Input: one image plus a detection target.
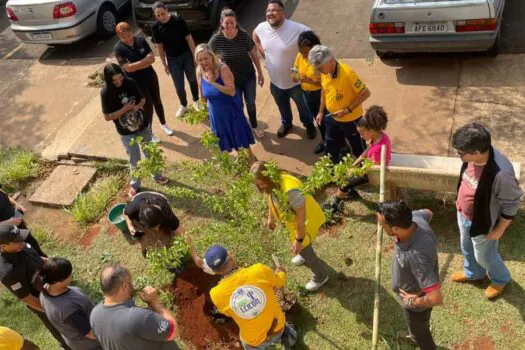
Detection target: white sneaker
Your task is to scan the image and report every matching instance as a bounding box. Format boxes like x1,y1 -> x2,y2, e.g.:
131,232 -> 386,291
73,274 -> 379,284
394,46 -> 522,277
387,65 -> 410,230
291,255 -> 305,266
253,127 -> 265,139
161,124 -> 174,136
175,106 -> 188,118
192,101 -> 201,111
151,135 -> 161,143
305,276 -> 329,292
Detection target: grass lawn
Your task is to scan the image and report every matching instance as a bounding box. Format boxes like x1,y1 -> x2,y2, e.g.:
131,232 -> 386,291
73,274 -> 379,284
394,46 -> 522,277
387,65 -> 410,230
1,159 -> 524,350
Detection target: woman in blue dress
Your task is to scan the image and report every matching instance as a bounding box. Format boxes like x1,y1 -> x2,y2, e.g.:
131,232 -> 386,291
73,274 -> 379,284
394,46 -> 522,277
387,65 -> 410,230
195,44 -> 256,162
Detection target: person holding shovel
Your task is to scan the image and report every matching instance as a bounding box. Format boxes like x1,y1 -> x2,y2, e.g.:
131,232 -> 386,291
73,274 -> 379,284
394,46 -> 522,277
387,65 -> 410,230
205,245 -> 297,349
250,161 -> 329,292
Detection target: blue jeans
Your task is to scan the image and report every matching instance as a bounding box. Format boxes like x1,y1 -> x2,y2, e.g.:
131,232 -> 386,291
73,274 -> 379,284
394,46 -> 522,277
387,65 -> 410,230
242,323 -> 296,350
270,83 -> 314,128
120,129 -> 163,190
167,51 -> 199,107
457,212 -> 511,285
238,75 -> 257,128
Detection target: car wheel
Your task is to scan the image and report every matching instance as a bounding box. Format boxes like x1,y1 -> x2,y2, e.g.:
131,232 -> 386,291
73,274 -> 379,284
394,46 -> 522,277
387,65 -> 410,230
486,32 -> 500,57
376,50 -> 393,59
96,4 -> 118,38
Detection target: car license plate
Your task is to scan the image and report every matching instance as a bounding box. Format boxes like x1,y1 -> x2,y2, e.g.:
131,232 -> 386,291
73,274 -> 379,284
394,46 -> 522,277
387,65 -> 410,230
412,22 -> 447,33
31,33 -> 52,40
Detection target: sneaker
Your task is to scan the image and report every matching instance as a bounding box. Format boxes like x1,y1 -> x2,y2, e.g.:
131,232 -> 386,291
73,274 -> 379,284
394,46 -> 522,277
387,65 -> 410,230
128,186 -> 138,198
322,197 -> 342,212
291,255 -> 305,266
314,142 -> 325,155
160,124 -> 174,136
176,106 -> 188,118
154,175 -> 169,185
305,276 -> 329,292
485,283 -> 506,299
253,127 -> 265,139
151,135 -> 161,143
306,124 -> 317,139
277,124 -> 293,138
192,101 -> 201,111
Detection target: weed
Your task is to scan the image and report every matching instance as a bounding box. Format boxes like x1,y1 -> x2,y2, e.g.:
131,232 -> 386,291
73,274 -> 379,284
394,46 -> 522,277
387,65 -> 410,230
0,146 -> 40,191
130,137 -> 167,180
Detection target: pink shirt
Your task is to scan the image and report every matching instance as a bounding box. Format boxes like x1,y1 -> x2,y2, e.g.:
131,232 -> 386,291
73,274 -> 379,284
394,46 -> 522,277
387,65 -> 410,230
456,162 -> 484,220
367,133 -> 392,165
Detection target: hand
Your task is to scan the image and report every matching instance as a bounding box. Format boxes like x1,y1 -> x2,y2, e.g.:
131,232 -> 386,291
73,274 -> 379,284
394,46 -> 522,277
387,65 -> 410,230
132,104 -> 142,112
399,289 -> 419,307
4,217 -> 22,226
275,266 -> 286,274
164,64 -> 170,75
315,113 -> 324,126
124,101 -> 135,112
332,109 -> 349,119
16,205 -> 27,214
129,226 -> 137,236
486,229 -> 504,241
267,217 -> 275,230
140,286 -> 159,304
258,74 -> 264,87
292,240 -> 303,254
291,75 -> 300,83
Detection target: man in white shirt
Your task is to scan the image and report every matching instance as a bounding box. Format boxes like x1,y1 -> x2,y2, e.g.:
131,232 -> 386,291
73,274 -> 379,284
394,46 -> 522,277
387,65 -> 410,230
253,0 -> 316,139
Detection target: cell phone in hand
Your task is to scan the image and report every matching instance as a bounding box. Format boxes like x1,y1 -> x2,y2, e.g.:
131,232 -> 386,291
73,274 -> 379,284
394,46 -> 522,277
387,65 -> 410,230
13,210 -> 24,219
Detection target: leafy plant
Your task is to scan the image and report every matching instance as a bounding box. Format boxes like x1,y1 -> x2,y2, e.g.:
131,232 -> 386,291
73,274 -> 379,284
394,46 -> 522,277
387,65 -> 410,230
178,102 -> 209,125
130,136 -> 167,180
0,146 -> 41,191
146,236 -> 190,274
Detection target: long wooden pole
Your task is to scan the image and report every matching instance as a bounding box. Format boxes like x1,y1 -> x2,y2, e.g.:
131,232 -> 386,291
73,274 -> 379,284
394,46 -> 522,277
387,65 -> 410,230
372,144 -> 387,349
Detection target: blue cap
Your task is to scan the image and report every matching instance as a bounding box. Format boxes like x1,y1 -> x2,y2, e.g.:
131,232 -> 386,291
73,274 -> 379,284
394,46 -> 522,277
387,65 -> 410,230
204,245 -> 229,271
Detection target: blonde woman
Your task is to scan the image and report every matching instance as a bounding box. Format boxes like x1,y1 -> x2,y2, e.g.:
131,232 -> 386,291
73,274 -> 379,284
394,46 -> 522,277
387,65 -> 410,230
196,44 -> 256,160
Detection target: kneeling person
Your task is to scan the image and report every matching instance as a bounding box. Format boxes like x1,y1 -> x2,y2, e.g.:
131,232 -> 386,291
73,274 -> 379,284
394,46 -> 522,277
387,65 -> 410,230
206,245 -> 296,350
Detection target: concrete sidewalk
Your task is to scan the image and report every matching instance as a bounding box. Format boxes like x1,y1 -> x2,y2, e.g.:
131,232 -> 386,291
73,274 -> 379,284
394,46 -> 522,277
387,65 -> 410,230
45,54 -> 525,177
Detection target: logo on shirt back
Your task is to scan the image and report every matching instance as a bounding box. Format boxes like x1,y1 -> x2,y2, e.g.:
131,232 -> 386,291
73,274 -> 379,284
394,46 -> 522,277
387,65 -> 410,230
230,286 -> 267,319
157,320 -> 169,334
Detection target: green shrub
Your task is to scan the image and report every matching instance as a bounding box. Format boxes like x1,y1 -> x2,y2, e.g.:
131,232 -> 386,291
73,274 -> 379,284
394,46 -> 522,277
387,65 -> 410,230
0,146 -> 40,191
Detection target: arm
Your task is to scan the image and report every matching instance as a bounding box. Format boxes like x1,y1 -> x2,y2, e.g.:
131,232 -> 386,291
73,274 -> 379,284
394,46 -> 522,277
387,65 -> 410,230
210,65 -> 236,96
157,43 -> 170,75
174,226 -> 203,268
134,97 -> 146,111
124,214 -> 137,235
267,196 -> 275,230
104,103 -> 134,121
409,288 -> 443,308
185,35 -> 196,58
197,67 -> 206,104
347,88 -> 371,112
315,89 -> 326,126
293,205 -> 306,241
249,46 -> 264,86
122,53 -> 155,73
21,295 -> 44,312
252,31 -> 265,59
142,288 -> 178,341
8,195 -> 26,213
487,173 -> 523,240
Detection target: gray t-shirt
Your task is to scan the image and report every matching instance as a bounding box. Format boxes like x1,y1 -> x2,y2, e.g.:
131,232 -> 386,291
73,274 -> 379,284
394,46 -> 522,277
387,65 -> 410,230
271,189 -> 305,211
391,210 -> 439,312
90,299 -> 179,350
40,286 -> 101,350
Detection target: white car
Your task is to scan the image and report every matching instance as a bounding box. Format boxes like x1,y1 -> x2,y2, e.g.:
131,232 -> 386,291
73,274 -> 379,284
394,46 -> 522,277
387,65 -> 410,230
5,0 -> 130,45
369,0 -> 505,57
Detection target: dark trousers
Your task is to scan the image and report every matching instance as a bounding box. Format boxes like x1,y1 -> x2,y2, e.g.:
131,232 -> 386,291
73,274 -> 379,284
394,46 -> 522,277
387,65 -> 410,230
303,89 -> 325,141
167,51 -> 199,107
19,221 -> 47,258
138,71 -> 166,126
340,174 -> 369,193
403,307 -> 436,350
237,75 -> 258,128
270,83 -> 314,128
324,115 -> 366,164
29,307 -> 71,350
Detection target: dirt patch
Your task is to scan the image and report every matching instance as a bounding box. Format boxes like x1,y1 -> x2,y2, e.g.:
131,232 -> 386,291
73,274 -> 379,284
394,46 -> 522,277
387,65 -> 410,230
454,336 -> 495,350
80,225 -> 101,247
171,266 -> 242,349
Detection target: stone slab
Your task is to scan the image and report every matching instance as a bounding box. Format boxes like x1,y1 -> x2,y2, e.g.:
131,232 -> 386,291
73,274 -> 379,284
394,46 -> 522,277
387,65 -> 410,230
29,165 -> 97,206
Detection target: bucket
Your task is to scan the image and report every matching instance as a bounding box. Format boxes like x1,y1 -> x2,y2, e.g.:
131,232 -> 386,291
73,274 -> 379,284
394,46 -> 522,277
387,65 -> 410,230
108,203 -> 129,234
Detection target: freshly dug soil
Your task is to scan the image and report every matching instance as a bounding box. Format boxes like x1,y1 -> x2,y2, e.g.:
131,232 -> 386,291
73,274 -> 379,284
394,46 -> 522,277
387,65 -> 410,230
171,266 -> 242,349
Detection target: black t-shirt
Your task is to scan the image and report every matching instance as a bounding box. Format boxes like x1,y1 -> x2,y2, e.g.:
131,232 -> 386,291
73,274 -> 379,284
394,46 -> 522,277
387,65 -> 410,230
0,190 -> 16,221
124,192 -> 180,231
114,36 -> 155,84
151,15 -> 190,58
0,244 -> 44,299
100,78 -> 148,136
208,29 -> 256,87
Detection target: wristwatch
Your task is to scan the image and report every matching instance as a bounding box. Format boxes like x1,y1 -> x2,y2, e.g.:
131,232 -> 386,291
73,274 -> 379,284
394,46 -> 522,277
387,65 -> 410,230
407,297 -> 415,308
295,237 -> 304,243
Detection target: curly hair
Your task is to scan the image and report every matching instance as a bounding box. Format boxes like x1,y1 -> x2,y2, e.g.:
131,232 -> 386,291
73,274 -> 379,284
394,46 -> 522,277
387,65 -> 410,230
357,105 -> 388,131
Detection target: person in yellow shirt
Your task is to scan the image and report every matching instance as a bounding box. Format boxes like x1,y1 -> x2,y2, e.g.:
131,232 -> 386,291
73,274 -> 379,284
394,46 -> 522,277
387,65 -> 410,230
250,161 -> 329,292
0,327 -> 39,350
293,31 -> 325,155
308,45 -> 372,164
205,245 -> 297,349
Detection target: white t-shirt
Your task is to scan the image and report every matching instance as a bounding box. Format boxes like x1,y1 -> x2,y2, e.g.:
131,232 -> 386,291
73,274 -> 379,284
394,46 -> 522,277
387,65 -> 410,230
254,19 -> 310,90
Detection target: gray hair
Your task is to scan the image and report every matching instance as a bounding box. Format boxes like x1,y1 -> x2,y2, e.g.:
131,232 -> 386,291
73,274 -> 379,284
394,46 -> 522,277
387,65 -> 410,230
100,263 -> 131,296
308,45 -> 334,66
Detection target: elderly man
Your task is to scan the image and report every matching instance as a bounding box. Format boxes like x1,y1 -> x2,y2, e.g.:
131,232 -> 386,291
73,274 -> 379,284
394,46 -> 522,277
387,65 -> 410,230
90,264 -> 179,350
377,201 -> 443,350
451,123 -> 522,299
309,45 -> 371,164
250,161 -> 328,291
253,0 -> 316,139
206,245 -> 297,349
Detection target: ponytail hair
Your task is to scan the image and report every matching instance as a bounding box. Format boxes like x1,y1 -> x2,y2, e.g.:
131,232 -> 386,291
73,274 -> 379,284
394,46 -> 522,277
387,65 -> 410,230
33,258 -> 72,292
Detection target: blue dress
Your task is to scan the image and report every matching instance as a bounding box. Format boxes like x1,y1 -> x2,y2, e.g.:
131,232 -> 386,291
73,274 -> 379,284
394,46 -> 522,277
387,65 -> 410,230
201,73 -> 255,152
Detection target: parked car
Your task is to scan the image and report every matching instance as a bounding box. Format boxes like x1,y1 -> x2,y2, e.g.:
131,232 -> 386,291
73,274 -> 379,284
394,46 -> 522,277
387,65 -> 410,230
5,0 -> 130,45
132,0 -> 242,35
369,0 -> 505,57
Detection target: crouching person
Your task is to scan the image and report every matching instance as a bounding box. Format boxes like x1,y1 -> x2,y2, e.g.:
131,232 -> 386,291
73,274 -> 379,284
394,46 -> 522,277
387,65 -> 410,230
251,161 -> 329,292
205,245 -> 297,349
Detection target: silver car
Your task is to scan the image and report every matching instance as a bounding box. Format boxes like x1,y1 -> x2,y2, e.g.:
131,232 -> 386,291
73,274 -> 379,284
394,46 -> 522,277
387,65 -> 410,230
369,0 -> 505,57
5,0 -> 130,44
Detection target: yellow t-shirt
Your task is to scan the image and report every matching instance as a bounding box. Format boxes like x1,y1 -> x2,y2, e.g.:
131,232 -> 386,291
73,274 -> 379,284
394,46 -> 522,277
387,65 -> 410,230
321,61 -> 366,122
210,264 -> 286,347
294,53 -> 321,92
0,327 -> 23,350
